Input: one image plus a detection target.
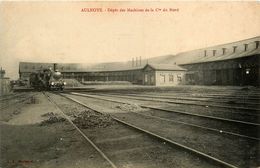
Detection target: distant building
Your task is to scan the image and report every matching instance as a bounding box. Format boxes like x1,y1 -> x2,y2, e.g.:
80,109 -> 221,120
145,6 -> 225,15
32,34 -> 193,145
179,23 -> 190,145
18,36 -> 260,86
19,62 -> 186,86
0,67 -> 5,78
181,39 -> 260,86
0,67 -> 11,96
19,62 -> 55,82
143,64 -> 186,86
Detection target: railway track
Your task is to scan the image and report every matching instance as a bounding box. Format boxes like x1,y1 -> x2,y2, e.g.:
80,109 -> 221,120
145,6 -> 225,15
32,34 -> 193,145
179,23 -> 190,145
104,93 -> 260,117
59,92 -> 259,167
68,92 -> 259,139
43,92 -> 117,168
90,93 -> 260,112
46,92 -> 241,168
0,92 -> 29,102
0,93 -> 36,111
144,94 -> 260,102
70,92 -> 260,126
102,90 -> 260,101
105,93 -> 260,106
0,93 -> 22,102
110,92 -> 260,119
88,93 -> 260,121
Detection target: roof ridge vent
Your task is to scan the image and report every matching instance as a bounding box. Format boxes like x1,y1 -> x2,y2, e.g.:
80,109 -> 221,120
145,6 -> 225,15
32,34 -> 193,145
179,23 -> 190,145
233,46 -> 237,53
255,41 -> 259,49
222,48 -> 226,55
212,50 -> 216,56
204,50 -> 207,57
244,44 -> 248,51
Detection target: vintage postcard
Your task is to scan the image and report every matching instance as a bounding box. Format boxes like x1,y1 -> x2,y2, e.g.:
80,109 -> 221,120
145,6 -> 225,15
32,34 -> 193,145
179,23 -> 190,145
0,1 -> 259,168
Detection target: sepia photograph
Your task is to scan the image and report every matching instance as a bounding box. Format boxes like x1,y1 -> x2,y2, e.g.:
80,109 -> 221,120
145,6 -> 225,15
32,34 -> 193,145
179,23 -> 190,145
0,1 -> 259,168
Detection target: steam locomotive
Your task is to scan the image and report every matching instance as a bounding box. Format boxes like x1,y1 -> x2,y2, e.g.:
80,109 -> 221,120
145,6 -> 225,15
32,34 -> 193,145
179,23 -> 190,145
29,65 -> 66,91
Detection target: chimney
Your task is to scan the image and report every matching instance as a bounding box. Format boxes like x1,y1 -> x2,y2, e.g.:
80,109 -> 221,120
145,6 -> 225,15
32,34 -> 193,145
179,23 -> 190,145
233,46 -> 237,53
222,48 -> 226,55
135,57 -> 138,67
54,63 -> 58,71
213,50 -> 216,56
255,41 -> 259,49
244,44 -> 248,51
132,58 -> 134,67
204,50 -> 207,57
139,56 -> 141,66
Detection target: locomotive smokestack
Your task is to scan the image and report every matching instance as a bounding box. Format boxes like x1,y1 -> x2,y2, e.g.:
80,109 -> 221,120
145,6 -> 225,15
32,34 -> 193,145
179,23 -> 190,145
54,63 -> 58,71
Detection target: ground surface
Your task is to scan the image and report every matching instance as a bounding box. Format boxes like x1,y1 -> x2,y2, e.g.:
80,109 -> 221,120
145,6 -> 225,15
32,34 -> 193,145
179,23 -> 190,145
0,92 -> 109,168
1,85 -> 259,168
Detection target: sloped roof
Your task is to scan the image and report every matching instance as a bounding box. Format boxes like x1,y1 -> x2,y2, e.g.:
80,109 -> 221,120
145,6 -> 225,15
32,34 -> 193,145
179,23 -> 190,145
19,61 -> 145,73
19,61 -> 185,73
19,62 -> 54,73
188,47 -> 260,64
60,65 -> 144,72
180,36 -> 260,65
146,63 -> 186,71
19,36 -> 260,73
145,36 -> 260,65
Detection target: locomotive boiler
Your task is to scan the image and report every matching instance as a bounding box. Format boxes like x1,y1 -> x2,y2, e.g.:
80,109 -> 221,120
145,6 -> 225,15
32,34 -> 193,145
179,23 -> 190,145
29,64 -> 66,91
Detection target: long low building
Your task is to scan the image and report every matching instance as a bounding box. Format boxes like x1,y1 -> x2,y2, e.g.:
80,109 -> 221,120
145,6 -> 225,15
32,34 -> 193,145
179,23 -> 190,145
19,63 -> 186,86
19,36 -> 260,87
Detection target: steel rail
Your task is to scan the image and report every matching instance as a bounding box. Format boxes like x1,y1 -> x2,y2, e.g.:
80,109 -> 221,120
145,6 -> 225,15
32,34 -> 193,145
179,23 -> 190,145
130,111 -> 259,141
0,93 -> 26,101
0,94 -> 37,111
107,93 -> 260,106
94,93 -> 260,112
68,92 -> 260,140
84,93 -> 260,117
70,92 -> 260,127
60,93 -> 238,168
43,92 -> 118,168
160,94 -> 260,101
114,92 -> 260,117
105,92 -> 260,101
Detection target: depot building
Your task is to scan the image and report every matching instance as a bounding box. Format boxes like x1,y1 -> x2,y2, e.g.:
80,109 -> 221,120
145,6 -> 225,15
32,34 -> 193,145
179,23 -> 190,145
19,36 -> 260,87
19,62 -> 186,86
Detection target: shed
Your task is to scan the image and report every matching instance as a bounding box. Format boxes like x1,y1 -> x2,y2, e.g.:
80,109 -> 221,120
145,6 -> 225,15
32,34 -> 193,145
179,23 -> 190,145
143,64 -> 186,86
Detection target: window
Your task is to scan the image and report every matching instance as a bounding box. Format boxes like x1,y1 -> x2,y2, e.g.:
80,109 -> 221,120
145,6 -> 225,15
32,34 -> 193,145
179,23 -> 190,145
177,74 -> 182,82
151,76 -> 154,83
145,74 -> 148,82
160,74 -> 166,83
169,74 -> 174,82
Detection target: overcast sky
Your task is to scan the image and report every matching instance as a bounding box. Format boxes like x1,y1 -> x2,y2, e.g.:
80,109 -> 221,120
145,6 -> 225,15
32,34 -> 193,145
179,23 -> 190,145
0,1 -> 260,79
